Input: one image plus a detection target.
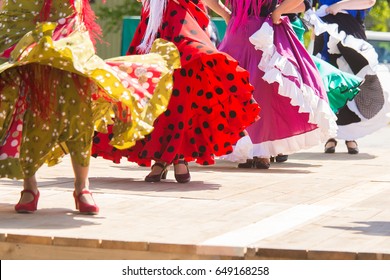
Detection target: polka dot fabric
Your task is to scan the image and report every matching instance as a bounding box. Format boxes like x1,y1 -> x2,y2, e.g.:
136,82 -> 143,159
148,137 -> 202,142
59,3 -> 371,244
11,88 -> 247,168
0,0 -> 178,179
92,0 -> 260,166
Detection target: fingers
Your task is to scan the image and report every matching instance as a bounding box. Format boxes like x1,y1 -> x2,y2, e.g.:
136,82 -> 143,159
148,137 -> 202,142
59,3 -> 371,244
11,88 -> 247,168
271,14 -> 282,25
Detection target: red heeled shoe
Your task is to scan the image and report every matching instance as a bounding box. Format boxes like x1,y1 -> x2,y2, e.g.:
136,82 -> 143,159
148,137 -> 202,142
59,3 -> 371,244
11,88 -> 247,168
15,190 -> 40,213
73,190 -> 99,215
174,160 -> 191,183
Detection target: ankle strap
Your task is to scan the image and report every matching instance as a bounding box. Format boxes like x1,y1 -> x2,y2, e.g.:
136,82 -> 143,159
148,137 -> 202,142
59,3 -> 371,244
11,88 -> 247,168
152,162 -> 168,169
74,189 -> 93,197
21,189 -> 39,196
176,159 -> 188,165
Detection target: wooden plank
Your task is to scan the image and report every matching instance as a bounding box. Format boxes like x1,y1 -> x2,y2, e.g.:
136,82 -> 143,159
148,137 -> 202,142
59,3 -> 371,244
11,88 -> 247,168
6,234 -> 52,246
0,242 -> 235,260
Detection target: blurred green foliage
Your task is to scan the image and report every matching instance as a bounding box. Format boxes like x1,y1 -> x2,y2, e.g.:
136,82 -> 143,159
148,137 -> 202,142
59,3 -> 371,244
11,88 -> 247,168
95,0 -> 390,33
95,0 -> 141,33
365,0 -> 390,32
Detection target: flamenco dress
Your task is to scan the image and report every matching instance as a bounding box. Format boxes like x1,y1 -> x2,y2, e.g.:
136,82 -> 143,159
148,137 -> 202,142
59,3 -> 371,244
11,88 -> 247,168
0,0 -> 177,179
290,16 -> 362,114
304,3 -> 390,140
92,0 -> 260,167
218,0 -> 337,162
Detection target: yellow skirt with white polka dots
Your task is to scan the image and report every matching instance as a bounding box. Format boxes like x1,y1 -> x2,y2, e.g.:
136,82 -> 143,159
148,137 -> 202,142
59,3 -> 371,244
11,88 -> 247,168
0,21 -> 179,179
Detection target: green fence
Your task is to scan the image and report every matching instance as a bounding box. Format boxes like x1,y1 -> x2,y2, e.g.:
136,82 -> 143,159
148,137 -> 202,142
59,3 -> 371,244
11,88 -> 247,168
121,16 -> 227,55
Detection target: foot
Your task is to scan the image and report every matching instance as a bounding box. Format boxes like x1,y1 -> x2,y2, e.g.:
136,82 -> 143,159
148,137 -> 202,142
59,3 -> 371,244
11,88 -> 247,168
75,189 -> 95,206
173,162 -> 188,175
254,157 -> 270,169
238,159 -> 254,168
21,177 -> 38,204
145,162 -> 169,182
345,140 -> 359,154
174,160 -> 190,183
147,161 -> 168,177
17,189 -> 38,205
15,189 -> 40,213
324,138 -> 337,153
73,189 -> 99,215
275,154 -> 288,163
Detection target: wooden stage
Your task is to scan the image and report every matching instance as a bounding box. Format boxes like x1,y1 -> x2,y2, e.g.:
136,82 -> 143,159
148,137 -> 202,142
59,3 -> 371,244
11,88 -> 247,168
1,125 -> 390,260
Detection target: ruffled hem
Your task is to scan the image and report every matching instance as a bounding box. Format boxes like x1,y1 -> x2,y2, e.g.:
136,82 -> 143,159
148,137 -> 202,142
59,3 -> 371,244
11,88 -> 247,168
304,8 -> 390,139
0,22 -> 179,150
219,135 -> 253,163
251,128 -> 333,157
312,56 -> 362,113
249,19 -> 337,149
1,22 -> 179,175
102,39 -> 180,149
0,158 -> 24,180
304,8 -> 378,77
337,71 -> 390,139
118,54 -> 259,166
224,123 -> 341,159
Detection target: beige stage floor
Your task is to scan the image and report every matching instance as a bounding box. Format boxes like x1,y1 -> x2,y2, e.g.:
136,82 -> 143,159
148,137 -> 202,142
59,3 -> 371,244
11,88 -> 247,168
1,125 -> 390,260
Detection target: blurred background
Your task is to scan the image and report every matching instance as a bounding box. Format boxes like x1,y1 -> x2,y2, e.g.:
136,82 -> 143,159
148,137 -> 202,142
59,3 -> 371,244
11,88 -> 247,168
90,0 -> 390,68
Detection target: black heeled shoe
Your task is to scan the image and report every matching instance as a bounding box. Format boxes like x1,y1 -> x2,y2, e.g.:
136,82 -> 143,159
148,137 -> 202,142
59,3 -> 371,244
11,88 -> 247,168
272,154 -> 288,163
174,160 -> 191,183
145,162 -> 169,182
238,159 -> 254,168
324,138 -> 337,153
345,140 -> 359,154
253,157 -> 270,169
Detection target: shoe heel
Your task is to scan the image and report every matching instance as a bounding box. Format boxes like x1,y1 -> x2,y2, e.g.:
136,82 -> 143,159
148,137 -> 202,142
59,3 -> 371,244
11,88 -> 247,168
324,138 -> 337,154
345,140 -> 359,154
161,169 -> 168,180
145,162 -> 169,182
238,159 -> 254,168
275,154 -> 288,162
15,190 -> 40,213
174,160 -> 191,183
254,157 -> 270,169
73,190 -> 99,215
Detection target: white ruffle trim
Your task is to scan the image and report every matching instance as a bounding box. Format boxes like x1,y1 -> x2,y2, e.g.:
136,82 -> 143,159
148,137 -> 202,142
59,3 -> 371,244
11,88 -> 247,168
223,125 -> 339,159
337,70 -> 390,139
251,128 -> 332,157
304,8 -> 390,139
303,8 -> 378,76
247,21 -> 337,156
219,135 -> 253,163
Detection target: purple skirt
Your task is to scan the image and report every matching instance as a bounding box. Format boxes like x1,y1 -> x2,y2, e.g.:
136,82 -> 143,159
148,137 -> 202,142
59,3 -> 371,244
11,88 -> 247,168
219,16 -> 336,159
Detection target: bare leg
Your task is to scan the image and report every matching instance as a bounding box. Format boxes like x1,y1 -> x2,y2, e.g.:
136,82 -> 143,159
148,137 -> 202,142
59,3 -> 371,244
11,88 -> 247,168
345,140 -> 358,149
19,176 -> 39,204
71,156 -> 95,205
173,161 -> 189,175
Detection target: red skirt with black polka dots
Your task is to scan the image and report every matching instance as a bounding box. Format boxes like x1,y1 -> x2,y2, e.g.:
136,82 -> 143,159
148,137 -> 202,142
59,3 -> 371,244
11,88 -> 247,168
92,0 -> 260,166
